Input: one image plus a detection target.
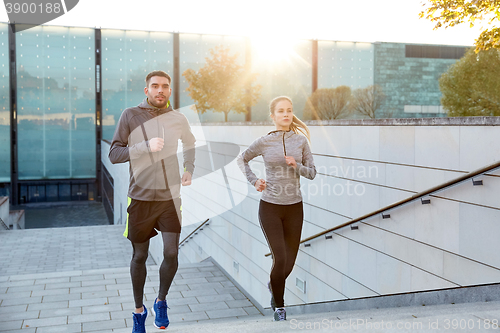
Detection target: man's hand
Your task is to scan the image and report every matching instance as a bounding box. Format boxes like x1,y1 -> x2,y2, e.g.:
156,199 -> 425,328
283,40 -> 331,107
149,138 -> 164,152
181,171 -> 192,186
285,156 -> 297,169
254,179 -> 266,192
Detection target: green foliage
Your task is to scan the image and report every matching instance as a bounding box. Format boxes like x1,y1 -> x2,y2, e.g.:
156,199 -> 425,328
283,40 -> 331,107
304,86 -> 352,120
440,48 -> 500,116
420,0 -> 500,52
182,46 -> 261,122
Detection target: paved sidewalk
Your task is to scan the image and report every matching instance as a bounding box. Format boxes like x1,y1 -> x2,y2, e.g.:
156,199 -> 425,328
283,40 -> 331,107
1,224 -> 499,332
0,225 -> 155,276
20,202 -> 110,229
170,300 -> 500,332
0,226 -> 262,332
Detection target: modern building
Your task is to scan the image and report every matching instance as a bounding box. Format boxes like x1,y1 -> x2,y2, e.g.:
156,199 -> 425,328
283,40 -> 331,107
2,22 -> 499,322
0,22 -> 469,208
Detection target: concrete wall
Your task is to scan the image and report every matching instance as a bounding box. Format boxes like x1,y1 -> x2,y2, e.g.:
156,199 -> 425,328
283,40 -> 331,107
9,210 -> 24,229
101,141 -> 129,227
0,197 -> 9,229
103,117 -> 500,309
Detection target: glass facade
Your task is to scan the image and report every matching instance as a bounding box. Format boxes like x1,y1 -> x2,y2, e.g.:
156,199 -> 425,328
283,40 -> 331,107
16,26 -> 95,180
318,41 -> 374,90
1,22 -> 465,204
251,39 -> 312,121
102,30 -> 174,141
18,181 -> 95,204
0,23 -> 9,183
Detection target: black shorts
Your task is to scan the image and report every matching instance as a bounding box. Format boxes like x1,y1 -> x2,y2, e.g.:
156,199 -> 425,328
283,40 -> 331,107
124,197 -> 182,243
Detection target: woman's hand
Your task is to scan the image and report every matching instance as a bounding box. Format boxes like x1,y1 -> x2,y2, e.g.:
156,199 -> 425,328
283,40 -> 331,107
285,156 -> 297,169
254,179 -> 266,192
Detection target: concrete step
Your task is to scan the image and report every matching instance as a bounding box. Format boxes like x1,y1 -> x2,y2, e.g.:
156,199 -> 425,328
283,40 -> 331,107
172,300 -> 500,333
0,261 -> 262,332
0,225 -> 155,276
52,299 -> 496,333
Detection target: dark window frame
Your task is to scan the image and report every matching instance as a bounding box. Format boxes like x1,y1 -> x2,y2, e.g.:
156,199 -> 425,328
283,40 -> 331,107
405,45 -> 467,59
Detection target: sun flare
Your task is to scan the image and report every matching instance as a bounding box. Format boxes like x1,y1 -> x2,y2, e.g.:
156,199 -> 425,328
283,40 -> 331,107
250,35 -> 297,63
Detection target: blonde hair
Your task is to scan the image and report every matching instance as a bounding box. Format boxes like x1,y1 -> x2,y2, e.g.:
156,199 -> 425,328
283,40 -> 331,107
269,96 -> 311,142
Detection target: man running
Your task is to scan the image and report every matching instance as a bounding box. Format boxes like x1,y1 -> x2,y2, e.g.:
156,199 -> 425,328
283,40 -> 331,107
109,70 -> 195,332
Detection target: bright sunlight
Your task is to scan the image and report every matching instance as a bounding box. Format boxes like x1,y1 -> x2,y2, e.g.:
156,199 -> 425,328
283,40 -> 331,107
250,35 -> 297,63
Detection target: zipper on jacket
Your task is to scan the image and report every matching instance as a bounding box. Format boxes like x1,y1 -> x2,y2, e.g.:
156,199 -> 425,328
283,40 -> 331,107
154,116 -> 159,201
282,132 -> 287,156
156,115 -> 169,200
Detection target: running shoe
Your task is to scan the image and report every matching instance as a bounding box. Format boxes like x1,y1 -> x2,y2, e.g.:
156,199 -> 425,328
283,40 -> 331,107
274,307 -> 286,321
152,298 -> 169,329
132,306 -> 147,333
267,281 -> 276,311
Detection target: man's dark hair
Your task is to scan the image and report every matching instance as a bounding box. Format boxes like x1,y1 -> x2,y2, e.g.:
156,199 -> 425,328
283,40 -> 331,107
145,70 -> 171,87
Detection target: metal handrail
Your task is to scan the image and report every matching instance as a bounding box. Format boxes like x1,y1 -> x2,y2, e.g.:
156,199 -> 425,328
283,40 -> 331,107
265,160 -> 500,257
179,218 -> 210,248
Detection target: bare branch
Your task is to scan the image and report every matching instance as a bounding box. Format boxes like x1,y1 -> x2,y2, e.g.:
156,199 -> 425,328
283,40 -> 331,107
305,87 -> 353,120
351,85 -> 386,119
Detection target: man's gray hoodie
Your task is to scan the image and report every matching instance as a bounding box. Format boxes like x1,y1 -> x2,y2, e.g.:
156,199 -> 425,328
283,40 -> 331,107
108,98 -> 196,201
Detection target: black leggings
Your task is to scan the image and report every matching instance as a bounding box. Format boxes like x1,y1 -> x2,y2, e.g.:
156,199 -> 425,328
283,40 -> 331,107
258,200 -> 303,308
130,232 -> 180,309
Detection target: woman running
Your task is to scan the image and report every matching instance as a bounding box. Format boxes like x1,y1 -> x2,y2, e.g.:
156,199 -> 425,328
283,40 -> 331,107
237,96 -> 316,321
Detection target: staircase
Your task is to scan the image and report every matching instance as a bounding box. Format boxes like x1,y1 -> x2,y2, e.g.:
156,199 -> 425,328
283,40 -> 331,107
171,301 -> 500,332
2,225 -> 499,332
0,225 -> 261,332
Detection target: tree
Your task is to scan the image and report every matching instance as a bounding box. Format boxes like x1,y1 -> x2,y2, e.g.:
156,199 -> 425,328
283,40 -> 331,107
351,85 -> 385,119
440,47 -> 500,116
183,46 -> 261,122
420,0 -> 500,52
304,86 -> 352,120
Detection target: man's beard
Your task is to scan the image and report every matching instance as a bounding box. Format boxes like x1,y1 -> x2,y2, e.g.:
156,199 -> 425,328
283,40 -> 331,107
148,94 -> 168,108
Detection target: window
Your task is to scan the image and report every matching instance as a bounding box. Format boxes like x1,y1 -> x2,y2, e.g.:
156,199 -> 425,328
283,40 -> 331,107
405,45 -> 467,59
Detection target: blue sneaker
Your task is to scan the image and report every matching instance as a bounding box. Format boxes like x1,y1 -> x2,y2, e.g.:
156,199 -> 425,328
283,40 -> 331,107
152,298 -> 169,329
132,306 -> 147,333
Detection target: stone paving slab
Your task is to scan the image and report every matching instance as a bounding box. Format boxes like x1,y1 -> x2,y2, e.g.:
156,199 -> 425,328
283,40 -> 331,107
0,225 -> 155,276
0,261 -> 262,332
21,201 -> 110,229
168,300 -> 500,333
0,225 -> 263,332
